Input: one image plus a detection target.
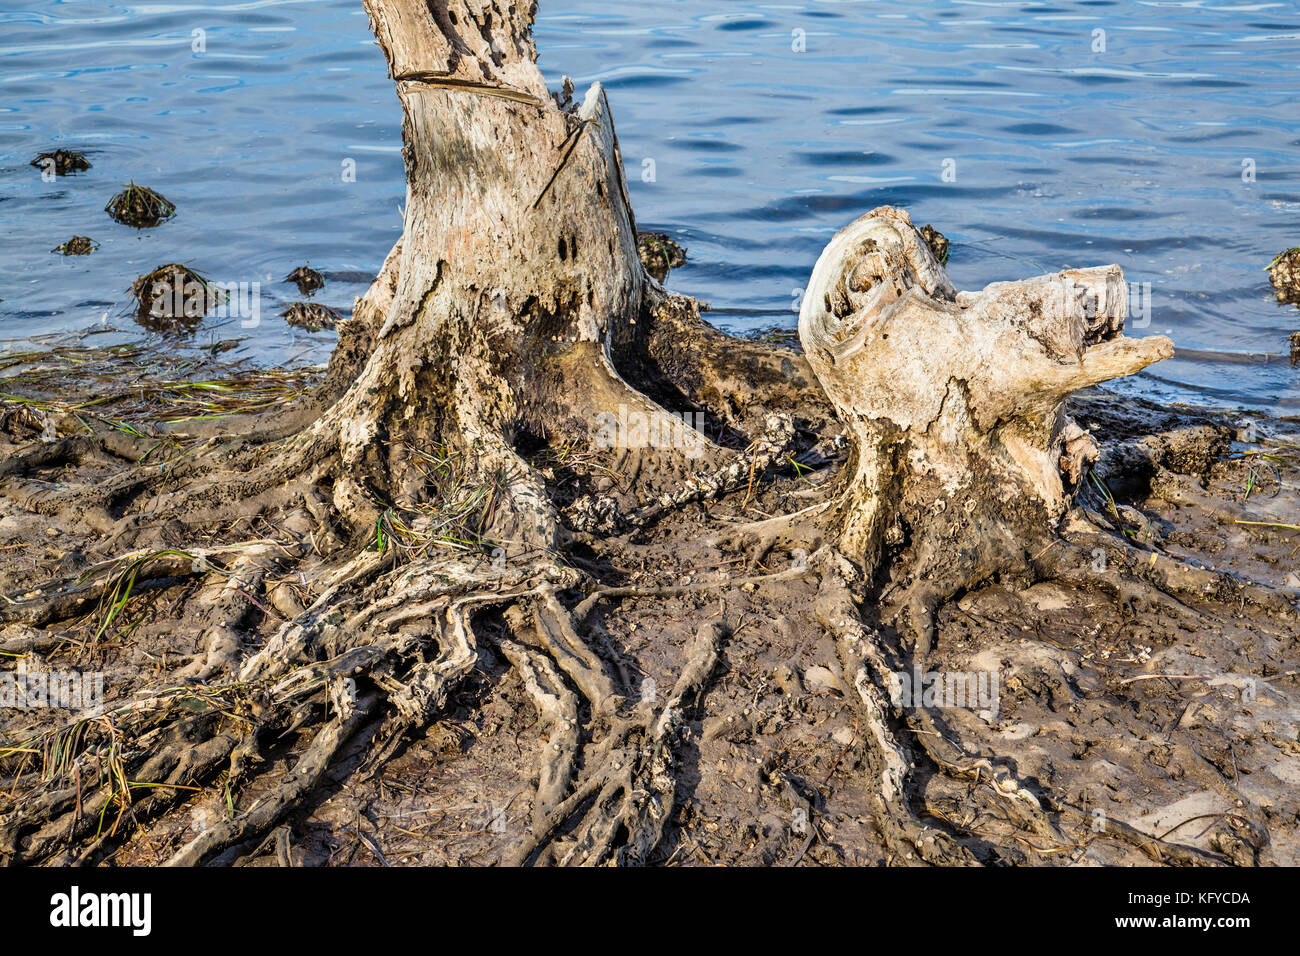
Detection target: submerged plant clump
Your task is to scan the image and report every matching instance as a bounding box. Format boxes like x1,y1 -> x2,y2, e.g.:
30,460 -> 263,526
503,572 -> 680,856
636,231 -> 686,282
281,301 -> 341,332
52,236 -> 100,256
31,149 -> 92,175
1268,247 -> 1300,306
920,224 -> 950,265
105,182 -> 176,228
285,264 -> 325,296
129,263 -> 225,330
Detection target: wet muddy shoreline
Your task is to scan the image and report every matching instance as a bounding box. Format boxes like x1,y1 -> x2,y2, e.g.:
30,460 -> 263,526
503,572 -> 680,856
1,335 -> 1295,867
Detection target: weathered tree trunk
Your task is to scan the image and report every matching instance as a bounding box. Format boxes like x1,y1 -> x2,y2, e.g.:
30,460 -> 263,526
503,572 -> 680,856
316,0 -> 736,552
323,0 -> 624,542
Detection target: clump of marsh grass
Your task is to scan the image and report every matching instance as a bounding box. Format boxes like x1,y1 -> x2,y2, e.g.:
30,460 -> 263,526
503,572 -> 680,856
129,263 -> 224,327
52,236 -> 99,256
920,224 -> 950,265
372,442 -> 506,562
31,149 -> 91,175
0,336 -> 321,433
285,264 -> 325,297
105,182 -> 176,227
281,302 -> 341,332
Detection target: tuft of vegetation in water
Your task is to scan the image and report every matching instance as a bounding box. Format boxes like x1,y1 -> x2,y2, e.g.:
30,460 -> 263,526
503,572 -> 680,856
285,264 -> 325,297
52,236 -> 100,256
281,301 -> 341,332
1267,247 -> 1300,306
104,182 -> 176,228
637,232 -> 687,282
129,263 -> 224,328
31,149 -> 91,176
920,224 -> 950,265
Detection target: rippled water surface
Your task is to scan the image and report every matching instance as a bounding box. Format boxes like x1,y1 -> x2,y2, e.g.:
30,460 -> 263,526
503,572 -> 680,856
3,0 -> 1299,411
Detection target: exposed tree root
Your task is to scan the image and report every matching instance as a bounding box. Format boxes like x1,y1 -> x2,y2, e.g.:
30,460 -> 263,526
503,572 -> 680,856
506,615 -> 727,866
567,413 -> 796,534
814,561 -> 978,865
809,502 -> 1281,870
165,698 -> 375,867
0,550 -> 581,864
499,640 -> 579,828
1059,515 -> 1299,617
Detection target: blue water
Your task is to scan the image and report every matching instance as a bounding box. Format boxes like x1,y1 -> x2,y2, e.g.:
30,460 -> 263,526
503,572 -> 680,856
2,0 -> 1299,412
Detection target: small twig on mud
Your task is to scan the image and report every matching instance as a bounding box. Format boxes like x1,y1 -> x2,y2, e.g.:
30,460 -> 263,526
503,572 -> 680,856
1118,673 -> 1213,685
787,827 -> 817,868
343,824 -> 391,867
1155,812 -> 1253,843
1014,835 -> 1092,856
1031,538 -> 1059,561
683,830 -> 714,867
741,454 -> 760,510
1235,519 -> 1300,532
821,717 -> 859,786
231,586 -> 283,622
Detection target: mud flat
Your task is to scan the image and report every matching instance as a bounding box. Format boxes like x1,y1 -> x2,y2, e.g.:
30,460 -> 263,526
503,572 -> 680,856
0,335 -> 1295,867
